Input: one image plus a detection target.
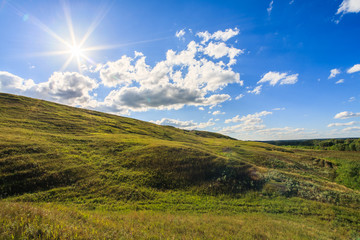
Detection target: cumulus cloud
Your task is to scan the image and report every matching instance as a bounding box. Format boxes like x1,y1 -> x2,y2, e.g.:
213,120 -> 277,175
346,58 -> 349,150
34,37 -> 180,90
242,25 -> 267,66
201,42 -> 244,65
225,111 -> 272,124
247,85 -> 262,95
103,85 -> 230,112
100,55 -> 147,88
0,71 -> 99,108
328,121 -> 358,127
0,71 -> 35,93
347,64 -> 360,73
343,126 -> 360,131
175,29 -> 186,40
335,79 -> 344,84
337,0 -> 360,14
220,111 -> 273,136
100,29 -> 243,113
258,71 -> 298,86
221,122 -> 266,134
35,72 -> 98,107
212,110 -> 225,115
196,28 -> 240,44
334,111 -> 360,119
151,118 -> 215,130
328,68 -> 341,79
235,94 -> 244,100
220,109 -> 311,140
256,127 -> 305,135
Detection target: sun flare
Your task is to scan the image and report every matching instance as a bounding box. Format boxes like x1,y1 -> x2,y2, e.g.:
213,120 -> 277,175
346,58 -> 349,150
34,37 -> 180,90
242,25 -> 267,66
70,45 -> 82,57
17,0 -> 112,73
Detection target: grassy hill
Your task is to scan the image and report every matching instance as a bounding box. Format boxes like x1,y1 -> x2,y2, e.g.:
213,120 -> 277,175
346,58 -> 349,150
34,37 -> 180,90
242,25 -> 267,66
0,93 -> 359,239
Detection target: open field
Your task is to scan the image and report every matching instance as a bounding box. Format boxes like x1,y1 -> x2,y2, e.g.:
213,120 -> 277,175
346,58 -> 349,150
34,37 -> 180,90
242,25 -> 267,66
0,93 -> 359,239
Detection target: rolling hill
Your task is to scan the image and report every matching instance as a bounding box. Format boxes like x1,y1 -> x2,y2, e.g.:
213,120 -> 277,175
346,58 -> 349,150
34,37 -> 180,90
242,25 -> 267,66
0,92 -> 359,239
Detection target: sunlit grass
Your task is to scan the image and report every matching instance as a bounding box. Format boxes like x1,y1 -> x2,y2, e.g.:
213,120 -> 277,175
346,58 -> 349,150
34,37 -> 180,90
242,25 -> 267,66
0,93 -> 359,239
0,201 -> 354,240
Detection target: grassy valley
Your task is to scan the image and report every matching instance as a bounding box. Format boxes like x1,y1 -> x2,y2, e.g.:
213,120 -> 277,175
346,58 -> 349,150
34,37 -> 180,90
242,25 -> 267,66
0,93 -> 360,239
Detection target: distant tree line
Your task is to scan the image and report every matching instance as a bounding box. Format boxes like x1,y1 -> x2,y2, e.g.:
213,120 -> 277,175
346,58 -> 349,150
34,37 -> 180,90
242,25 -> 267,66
264,138 -> 360,151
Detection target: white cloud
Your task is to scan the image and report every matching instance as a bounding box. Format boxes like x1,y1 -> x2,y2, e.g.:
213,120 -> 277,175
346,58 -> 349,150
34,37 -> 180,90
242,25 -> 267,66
175,29 -> 186,39
335,79 -> 344,84
0,71 -> 35,93
103,85 -> 230,112
247,85 -> 262,95
221,111 -> 273,136
235,94 -> 244,100
334,111 -> 360,119
267,1 -> 274,15
289,0 -> 295,4
196,28 -> 240,44
100,55 -> 147,88
35,72 -> 98,107
347,64 -> 360,73
343,126 -> 360,131
201,42 -> 244,65
0,71 -> 99,108
337,0 -> 360,14
258,71 -> 298,86
212,110 -> 225,115
100,32 -> 243,113
151,118 -> 215,130
349,97 -> 356,102
221,122 -> 266,134
220,109 -> 313,140
272,107 -> 286,111
328,121 -> 358,127
328,68 -> 341,79
225,111 -> 272,124
198,107 -> 205,111
256,127 -> 305,136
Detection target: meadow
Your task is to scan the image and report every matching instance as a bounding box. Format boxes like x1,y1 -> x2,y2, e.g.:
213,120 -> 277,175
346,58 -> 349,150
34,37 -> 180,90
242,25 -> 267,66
0,93 -> 359,239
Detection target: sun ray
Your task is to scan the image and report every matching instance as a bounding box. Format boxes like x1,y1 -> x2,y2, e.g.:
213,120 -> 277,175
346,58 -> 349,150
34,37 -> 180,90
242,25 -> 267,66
25,50 -> 72,58
79,53 -> 96,65
28,16 -> 72,49
8,3 -> 72,48
76,55 -> 82,74
78,3 -> 112,48
9,1 -> 169,73
60,55 -> 74,72
61,0 -> 77,46
81,37 -> 171,52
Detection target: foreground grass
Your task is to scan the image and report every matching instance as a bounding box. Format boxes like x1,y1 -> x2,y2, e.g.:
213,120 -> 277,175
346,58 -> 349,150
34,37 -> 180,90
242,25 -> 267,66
1,201 -> 356,240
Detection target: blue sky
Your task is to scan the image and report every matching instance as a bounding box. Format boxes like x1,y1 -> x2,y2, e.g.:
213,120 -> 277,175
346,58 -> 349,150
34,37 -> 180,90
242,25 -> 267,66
1,0 -> 360,140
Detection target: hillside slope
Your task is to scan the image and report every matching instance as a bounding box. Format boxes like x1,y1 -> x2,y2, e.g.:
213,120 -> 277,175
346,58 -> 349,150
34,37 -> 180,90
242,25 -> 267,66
0,93 -> 359,239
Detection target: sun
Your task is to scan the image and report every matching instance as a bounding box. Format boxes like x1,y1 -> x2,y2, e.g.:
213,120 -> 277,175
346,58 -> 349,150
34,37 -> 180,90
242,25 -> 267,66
16,0 -> 112,73
70,45 -> 82,57
19,1 -> 164,73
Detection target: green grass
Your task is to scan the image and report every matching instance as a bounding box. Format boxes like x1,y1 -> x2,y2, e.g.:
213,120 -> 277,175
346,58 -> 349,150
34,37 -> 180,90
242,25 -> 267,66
0,93 -> 360,239
0,201 -> 356,240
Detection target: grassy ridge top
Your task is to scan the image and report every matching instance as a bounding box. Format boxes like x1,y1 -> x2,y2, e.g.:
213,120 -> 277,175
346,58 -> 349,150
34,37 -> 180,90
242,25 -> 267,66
0,93 -> 359,239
